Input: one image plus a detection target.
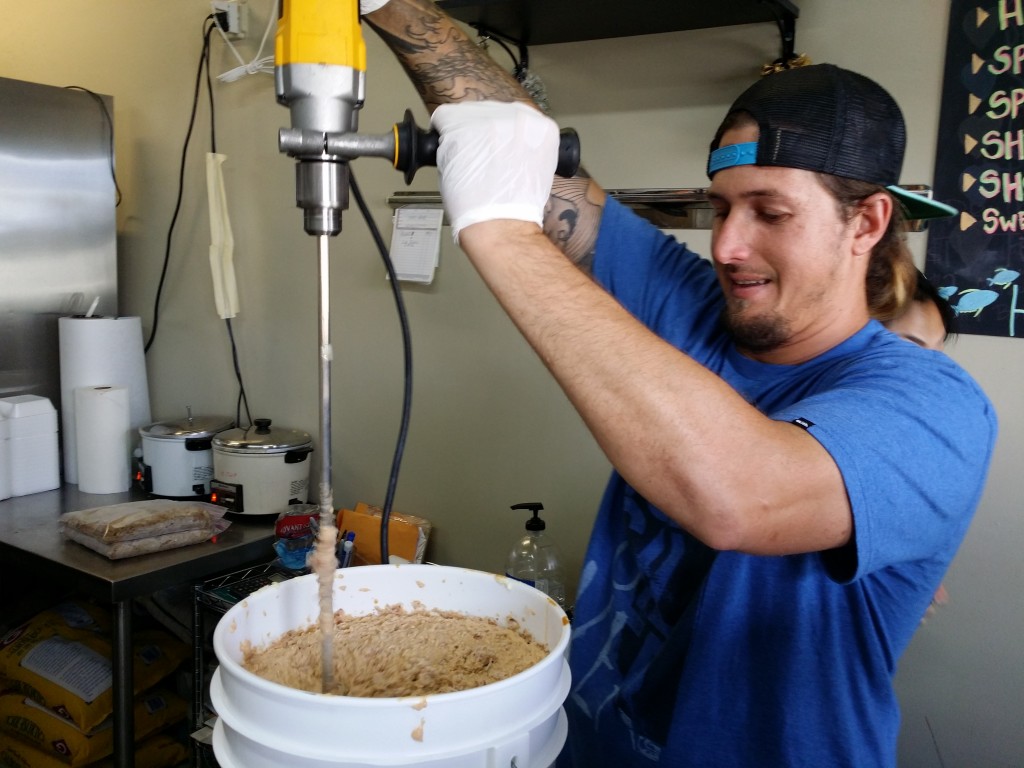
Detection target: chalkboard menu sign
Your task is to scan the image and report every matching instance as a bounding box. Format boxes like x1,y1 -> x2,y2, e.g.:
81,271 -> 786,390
925,0 -> 1024,337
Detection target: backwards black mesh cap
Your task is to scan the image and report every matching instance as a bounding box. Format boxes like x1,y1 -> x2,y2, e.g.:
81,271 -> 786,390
707,64 -> 956,220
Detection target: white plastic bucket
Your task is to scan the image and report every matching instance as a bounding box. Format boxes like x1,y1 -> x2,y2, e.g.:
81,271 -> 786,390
211,564 -> 571,768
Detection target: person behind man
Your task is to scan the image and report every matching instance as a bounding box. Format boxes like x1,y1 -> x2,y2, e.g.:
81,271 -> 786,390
884,269 -> 957,351
360,2 -> 997,765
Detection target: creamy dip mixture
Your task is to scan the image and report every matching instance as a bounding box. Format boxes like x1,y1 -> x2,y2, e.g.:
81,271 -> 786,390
242,605 -> 547,697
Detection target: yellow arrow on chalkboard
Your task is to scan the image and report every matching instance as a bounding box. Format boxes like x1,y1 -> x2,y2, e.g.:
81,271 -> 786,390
976,8 -> 989,28
964,134 -> 978,154
960,212 -> 976,231
971,53 -> 985,74
968,93 -> 982,114
962,173 -> 976,193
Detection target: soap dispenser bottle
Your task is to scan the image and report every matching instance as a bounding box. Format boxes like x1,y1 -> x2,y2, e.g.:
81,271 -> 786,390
505,502 -> 567,611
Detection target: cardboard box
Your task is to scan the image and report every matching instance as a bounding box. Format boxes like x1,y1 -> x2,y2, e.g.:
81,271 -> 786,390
336,502 -> 431,566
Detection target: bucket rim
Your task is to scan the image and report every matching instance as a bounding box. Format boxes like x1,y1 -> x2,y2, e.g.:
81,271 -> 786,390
212,564 -> 571,707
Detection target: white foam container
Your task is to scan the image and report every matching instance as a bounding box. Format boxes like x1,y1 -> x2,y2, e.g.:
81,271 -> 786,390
0,415 -> 11,501
211,564 -> 571,768
0,395 -> 60,496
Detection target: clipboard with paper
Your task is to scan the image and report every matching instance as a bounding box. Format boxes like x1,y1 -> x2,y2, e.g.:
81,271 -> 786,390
389,207 -> 443,284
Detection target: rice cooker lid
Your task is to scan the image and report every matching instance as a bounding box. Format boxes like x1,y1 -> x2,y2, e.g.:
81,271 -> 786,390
213,418 -> 313,454
140,414 -> 234,440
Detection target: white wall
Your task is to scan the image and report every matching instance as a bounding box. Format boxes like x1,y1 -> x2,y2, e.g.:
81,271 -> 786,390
2,1 -> 1020,764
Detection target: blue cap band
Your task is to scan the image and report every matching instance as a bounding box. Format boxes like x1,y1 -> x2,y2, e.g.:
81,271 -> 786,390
708,142 -> 758,175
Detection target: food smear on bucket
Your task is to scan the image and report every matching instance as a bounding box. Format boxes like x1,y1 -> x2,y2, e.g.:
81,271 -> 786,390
241,605 -> 548,698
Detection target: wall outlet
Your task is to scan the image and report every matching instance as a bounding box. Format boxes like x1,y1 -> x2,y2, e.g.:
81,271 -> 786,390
212,0 -> 248,39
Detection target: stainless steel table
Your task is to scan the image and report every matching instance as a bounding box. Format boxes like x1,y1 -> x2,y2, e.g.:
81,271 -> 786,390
0,485 -> 277,768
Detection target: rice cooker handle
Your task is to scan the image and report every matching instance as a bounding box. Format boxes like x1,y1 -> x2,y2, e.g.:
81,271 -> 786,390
184,437 -> 213,452
285,446 -> 313,464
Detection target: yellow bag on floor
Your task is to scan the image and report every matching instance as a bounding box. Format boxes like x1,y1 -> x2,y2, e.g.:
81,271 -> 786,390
0,687 -> 186,766
0,601 -> 188,732
0,731 -> 187,768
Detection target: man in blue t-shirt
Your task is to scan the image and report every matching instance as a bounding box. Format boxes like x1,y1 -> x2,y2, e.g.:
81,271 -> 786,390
362,3 -> 997,765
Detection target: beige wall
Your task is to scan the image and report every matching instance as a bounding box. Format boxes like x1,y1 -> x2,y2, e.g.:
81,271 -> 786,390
3,1 -> 1021,764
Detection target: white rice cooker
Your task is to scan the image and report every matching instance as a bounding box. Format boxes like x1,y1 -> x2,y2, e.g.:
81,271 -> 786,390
211,418 -> 313,516
138,414 -> 234,499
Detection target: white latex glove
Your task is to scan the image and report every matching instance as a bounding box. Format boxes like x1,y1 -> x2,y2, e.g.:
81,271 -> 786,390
359,0 -> 391,15
431,101 -> 559,244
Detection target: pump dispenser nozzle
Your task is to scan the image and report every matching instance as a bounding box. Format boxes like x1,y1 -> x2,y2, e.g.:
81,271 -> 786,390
511,501 -> 546,531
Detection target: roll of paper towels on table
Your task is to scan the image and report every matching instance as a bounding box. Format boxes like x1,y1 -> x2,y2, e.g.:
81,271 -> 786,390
59,316 -> 151,484
74,386 -> 131,494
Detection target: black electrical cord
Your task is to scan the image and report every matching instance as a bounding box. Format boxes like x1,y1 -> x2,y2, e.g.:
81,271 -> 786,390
349,169 -> 413,566
203,14 -> 251,428
145,16 -> 217,353
144,16 -> 252,430
226,317 -> 253,429
206,29 -> 217,155
63,86 -> 122,207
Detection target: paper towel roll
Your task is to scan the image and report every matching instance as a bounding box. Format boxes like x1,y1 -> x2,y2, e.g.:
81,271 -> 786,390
75,385 -> 131,494
59,316 -> 151,484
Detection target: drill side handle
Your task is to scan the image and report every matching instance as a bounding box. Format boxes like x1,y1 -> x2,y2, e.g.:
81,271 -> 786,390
393,109 -> 581,185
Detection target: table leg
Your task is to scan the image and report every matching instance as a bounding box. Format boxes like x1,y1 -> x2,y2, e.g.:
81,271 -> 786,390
192,583 -> 205,767
113,598 -> 134,768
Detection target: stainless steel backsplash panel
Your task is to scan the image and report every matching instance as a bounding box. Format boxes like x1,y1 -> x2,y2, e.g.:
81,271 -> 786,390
0,76 -> 118,411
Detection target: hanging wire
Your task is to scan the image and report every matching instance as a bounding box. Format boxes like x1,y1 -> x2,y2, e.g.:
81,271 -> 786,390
226,318 -> 253,429
349,169 -> 413,566
214,0 -> 278,82
144,15 -> 253,428
206,28 -> 217,153
63,86 -> 122,207
145,17 -> 218,353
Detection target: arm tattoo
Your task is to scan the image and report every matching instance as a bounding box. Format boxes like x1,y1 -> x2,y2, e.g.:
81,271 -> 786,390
543,175 -> 604,271
365,2 -> 528,111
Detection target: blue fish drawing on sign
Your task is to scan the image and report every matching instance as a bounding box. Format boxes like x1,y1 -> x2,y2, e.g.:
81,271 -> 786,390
951,288 -> 999,317
938,286 -> 958,300
986,268 -> 1020,289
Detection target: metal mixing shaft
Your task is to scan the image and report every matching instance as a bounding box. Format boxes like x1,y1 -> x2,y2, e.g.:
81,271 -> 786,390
315,233 -> 337,693
275,0 -> 368,692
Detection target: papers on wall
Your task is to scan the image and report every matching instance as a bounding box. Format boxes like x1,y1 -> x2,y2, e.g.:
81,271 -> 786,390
388,207 -> 444,284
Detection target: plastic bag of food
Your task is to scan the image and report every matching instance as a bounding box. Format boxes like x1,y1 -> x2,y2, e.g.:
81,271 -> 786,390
60,500 -> 229,559
272,503 -> 318,573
